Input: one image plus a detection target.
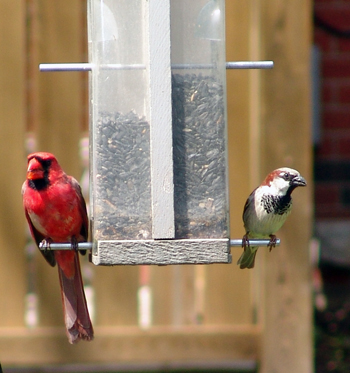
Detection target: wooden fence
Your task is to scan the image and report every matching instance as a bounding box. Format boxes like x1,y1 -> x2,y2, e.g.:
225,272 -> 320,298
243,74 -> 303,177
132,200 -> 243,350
0,0 -> 313,372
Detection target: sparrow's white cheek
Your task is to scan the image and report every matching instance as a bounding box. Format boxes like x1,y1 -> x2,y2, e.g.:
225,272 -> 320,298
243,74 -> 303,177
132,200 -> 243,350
270,178 -> 290,196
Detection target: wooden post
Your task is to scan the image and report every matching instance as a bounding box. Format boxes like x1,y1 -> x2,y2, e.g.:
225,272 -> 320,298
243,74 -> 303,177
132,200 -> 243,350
260,0 -> 313,372
220,0 -> 261,328
29,0 -> 88,327
35,0 -> 85,177
0,0 -> 26,327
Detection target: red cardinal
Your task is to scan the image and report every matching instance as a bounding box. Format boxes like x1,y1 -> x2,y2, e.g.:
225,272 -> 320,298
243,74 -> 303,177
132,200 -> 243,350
22,152 -> 94,343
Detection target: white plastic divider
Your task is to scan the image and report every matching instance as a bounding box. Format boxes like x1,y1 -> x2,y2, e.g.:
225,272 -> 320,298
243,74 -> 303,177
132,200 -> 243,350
146,0 -> 175,239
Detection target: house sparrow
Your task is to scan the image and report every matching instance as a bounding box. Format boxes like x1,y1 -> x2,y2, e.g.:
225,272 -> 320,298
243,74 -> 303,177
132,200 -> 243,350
237,167 -> 307,269
22,152 -> 94,343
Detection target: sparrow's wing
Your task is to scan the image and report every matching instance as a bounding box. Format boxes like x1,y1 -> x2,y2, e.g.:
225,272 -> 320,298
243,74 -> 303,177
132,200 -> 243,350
24,208 -> 56,267
242,187 -> 257,222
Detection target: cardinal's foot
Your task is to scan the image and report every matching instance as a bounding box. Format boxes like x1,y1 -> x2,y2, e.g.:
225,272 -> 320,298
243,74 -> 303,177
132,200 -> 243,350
71,236 -> 78,251
40,238 -> 53,251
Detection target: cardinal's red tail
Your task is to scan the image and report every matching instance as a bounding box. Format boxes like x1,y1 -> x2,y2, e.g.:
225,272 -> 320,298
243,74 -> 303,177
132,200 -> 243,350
57,253 -> 94,344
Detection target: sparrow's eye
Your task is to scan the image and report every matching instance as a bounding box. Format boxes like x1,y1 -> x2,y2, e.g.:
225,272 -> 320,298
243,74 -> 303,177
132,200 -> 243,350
280,172 -> 290,180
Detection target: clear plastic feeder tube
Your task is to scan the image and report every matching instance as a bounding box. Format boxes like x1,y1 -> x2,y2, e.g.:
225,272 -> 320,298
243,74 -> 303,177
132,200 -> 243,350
171,0 -> 229,239
89,0 -> 229,244
89,0 -> 153,241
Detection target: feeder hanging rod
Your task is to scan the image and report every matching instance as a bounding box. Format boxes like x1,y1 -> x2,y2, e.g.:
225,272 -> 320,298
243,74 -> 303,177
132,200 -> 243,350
39,61 -> 274,72
38,238 -> 280,251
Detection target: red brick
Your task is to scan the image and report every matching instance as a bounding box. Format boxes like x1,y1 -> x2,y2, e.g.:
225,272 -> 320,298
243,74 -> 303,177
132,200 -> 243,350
323,55 -> 350,78
324,107 -> 350,129
339,39 -> 350,53
316,136 -> 336,159
315,184 -> 339,205
314,29 -> 336,52
338,136 -> 350,158
314,0 -> 350,220
339,83 -> 350,103
315,190 -> 350,218
315,0 -> 346,4
315,7 -> 350,30
315,204 -> 350,220
322,81 -> 337,103
315,1 -> 346,10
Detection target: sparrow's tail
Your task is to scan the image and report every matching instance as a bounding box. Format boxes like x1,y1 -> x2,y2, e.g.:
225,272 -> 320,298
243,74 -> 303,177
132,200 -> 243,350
58,253 -> 94,344
237,246 -> 258,269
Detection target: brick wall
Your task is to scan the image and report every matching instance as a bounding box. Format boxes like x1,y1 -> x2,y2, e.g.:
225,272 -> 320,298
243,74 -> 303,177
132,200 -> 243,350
314,0 -> 350,219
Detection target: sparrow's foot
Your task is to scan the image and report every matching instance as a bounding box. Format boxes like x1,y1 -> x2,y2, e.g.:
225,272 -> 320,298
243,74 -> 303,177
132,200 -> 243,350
268,234 -> 277,252
242,234 -> 250,250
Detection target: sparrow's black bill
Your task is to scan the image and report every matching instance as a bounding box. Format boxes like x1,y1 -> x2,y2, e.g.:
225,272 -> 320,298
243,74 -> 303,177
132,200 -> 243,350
292,176 -> 307,186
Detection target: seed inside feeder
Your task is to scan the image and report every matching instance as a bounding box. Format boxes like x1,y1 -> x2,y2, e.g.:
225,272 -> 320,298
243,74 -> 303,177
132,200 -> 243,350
172,73 -> 228,239
93,73 -> 228,241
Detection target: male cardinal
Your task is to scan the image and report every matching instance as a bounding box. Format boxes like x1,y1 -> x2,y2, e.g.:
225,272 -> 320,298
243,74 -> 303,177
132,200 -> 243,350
237,167 -> 307,269
22,152 -> 94,343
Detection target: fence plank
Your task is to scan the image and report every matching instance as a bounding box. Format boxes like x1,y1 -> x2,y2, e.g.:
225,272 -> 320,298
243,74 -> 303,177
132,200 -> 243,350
260,0 -> 313,372
35,0 -> 85,177
0,325 -> 260,365
93,266 -> 139,326
26,0 -> 88,329
217,0 -> 256,326
0,0 -> 27,327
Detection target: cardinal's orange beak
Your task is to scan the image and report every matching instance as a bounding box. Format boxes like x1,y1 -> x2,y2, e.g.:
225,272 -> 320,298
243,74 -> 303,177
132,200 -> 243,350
27,158 -> 44,180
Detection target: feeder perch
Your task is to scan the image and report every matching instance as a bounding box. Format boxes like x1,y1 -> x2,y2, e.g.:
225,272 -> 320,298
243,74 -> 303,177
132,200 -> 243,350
39,0 -> 274,266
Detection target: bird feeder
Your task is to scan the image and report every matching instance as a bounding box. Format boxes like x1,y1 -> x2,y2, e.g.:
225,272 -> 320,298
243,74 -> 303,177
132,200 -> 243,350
89,0 -> 230,265
39,0 -> 274,265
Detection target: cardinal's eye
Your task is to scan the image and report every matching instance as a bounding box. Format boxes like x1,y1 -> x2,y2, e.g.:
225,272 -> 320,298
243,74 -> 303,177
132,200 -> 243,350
40,159 -> 52,170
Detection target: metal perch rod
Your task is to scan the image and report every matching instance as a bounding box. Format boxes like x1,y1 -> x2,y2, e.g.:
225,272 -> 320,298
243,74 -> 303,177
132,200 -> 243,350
229,238 -> 281,247
39,242 -> 93,251
39,238 -> 280,251
39,61 -> 274,72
